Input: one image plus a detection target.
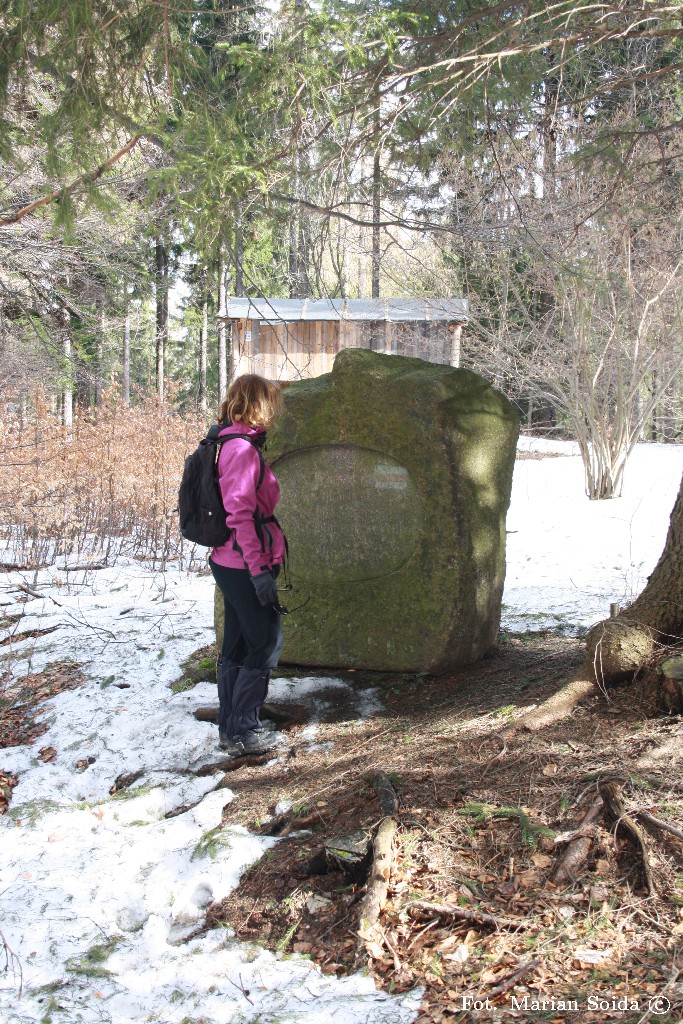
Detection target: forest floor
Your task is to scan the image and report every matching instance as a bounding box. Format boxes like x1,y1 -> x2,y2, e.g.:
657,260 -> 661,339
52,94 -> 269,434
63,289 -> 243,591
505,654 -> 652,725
187,633 -> 683,1024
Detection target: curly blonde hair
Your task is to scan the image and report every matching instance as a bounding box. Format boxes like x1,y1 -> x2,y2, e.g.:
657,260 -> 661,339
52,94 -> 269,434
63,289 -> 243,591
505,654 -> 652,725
219,374 -> 283,431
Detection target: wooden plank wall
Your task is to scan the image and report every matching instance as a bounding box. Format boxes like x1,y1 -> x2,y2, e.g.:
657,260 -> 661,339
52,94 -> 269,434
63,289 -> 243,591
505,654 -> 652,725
231,319 -> 458,381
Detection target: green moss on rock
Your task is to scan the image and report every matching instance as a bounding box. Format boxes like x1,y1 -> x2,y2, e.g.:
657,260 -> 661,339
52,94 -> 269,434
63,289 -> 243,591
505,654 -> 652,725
216,350 -> 518,673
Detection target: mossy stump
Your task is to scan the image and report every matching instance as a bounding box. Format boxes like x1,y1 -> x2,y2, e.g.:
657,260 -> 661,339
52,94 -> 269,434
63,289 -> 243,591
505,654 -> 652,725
215,349 -> 518,673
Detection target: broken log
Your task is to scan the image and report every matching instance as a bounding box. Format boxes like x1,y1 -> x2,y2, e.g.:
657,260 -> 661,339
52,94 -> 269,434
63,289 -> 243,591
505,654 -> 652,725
552,797 -> 603,884
372,770 -> 399,816
193,702 -> 299,726
358,772 -> 399,946
300,829 -> 374,878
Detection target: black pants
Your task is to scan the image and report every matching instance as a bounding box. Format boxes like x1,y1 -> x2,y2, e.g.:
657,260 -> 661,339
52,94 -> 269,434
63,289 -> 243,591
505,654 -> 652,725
209,560 -> 283,738
209,560 -> 283,670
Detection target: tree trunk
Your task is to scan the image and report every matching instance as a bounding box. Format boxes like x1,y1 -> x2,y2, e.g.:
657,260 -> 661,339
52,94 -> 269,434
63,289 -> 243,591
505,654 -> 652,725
217,246 -> 227,397
155,237 -> 168,404
512,472 -> 683,732
122,289 -> 131,407
199,289 -> 208,418
62,322 -> 73,431
95,285 -> 105,409
234,209 -> 244,298
537,54 -> 558,326
371,91 -> 381,300
289,154 -> 303,298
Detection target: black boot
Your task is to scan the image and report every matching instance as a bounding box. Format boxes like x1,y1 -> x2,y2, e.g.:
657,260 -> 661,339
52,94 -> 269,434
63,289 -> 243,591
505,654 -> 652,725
229,666 -> 276,754
218,732 -> 245,756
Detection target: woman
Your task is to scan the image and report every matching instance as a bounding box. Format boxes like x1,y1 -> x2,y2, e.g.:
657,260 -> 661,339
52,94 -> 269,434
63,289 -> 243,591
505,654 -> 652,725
209,374 -> 286,756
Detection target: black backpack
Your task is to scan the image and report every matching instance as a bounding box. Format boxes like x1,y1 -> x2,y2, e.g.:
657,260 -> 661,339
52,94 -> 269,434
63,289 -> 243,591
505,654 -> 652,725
178,432 -> 265,547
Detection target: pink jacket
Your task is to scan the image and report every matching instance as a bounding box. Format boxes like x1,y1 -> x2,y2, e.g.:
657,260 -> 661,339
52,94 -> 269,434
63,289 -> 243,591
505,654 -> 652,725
210,423 -> 286,575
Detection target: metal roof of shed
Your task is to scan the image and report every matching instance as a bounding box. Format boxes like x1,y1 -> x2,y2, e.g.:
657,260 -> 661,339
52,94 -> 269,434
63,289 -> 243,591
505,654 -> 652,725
219,297 -> 468,324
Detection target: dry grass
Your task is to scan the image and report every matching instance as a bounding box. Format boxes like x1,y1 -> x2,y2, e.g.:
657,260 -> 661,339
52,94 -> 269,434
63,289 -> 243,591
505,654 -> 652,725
0,391 -> 206,568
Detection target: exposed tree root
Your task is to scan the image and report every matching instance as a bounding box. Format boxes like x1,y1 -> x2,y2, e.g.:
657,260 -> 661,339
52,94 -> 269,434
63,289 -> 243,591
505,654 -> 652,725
504,661 -> 597,735
635,809 -> 683,843
599,778 -> 656,895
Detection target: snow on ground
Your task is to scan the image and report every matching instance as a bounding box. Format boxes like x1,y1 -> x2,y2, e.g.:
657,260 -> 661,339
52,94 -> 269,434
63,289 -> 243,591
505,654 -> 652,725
0,564 -> 420,1023
0,439 -> 681,1022
503,439 -> 683,634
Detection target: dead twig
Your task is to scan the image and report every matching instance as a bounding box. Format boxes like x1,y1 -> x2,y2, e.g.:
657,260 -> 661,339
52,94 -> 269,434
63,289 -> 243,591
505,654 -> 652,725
408,900 -> 529,931
225,972 -> 254,1005
636,964 -> 680,1024
381,926 -> 403,974
16,583 -> 63,606
480,737 -> 508,780
485,958 -> 540,998
0,928 -> 23,997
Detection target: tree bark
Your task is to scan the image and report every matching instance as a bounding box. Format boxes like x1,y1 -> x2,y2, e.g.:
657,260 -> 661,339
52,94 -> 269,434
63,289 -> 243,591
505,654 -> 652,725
217,246 -> 227,397
371,89 -> 381,300
155,237 -> 168,404
56,307 -> 74,432
122,288 -> 131,407
199,287 -> 208,418
234,208 -> 244,298
95,284 -> 105,409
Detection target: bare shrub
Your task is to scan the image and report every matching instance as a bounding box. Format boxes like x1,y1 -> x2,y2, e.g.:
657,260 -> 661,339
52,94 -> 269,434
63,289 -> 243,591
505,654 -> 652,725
0,391 -> 208,568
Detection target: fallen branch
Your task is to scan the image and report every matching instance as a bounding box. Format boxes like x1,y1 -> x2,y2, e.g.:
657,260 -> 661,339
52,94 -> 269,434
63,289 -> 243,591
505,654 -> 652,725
0,562 -> 48,571
16,583 -> 63,607
358,772 -> 399,946
552,797 -> 603,884
203,753 -> 272,777
109,770 -> 145,794
59,562 -> 108,572
0,624 -> 60,647
408,900 -> 529,931
0,928 -> 23,997
485,958 -> 540,998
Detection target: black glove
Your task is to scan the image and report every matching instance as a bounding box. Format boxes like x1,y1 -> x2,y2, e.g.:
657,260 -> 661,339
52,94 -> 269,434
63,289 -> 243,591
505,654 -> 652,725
251,571 -> 278,607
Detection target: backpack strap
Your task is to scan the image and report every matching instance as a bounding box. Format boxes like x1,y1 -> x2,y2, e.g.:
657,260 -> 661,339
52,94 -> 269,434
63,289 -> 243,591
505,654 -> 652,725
212,432 -> 265,491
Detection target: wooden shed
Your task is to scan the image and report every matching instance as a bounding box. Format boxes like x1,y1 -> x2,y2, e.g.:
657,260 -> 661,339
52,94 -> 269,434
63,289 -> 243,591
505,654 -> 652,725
218,297 -> 468,381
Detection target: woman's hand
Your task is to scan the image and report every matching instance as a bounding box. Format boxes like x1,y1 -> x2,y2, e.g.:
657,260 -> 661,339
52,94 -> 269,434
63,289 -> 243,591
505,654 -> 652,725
251,571 -> 278,607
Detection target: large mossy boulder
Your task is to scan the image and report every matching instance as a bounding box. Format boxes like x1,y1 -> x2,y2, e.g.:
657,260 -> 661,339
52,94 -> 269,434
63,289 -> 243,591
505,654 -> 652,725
216,349 -> 518,673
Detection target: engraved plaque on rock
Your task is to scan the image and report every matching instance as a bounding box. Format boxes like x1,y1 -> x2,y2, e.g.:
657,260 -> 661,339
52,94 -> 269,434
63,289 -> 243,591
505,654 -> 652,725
274,444 -> 424,582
